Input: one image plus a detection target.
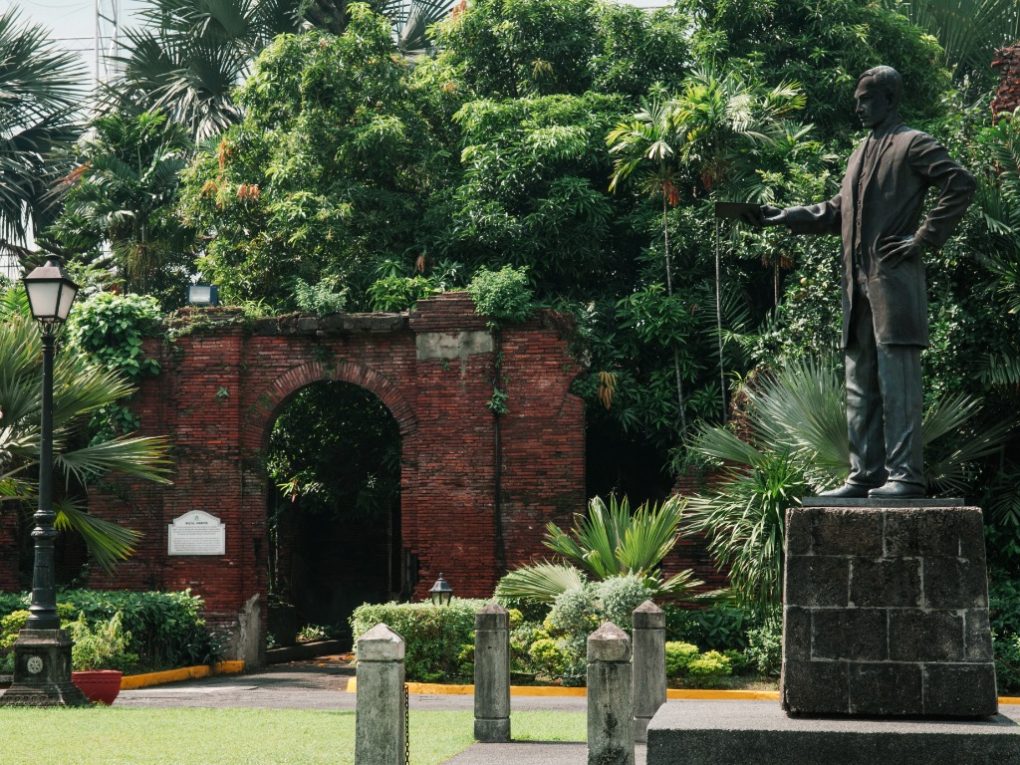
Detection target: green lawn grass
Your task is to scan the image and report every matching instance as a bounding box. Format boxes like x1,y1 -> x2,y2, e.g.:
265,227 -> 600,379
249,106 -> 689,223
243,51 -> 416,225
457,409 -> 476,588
0,708 -> 585,765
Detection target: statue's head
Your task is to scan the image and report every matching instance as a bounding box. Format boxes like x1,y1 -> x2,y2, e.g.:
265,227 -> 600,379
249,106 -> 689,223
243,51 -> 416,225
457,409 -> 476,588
854,66 -> 902,129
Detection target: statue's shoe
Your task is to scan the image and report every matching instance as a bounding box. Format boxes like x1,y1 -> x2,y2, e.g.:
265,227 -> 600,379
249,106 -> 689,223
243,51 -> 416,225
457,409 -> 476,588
818,483 -> 872,498
867,481 -> 926,499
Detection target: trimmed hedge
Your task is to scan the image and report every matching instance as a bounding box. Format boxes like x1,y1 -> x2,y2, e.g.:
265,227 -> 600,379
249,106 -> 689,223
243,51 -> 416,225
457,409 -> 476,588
0,589 -> 219,672
350,599 -> 487,682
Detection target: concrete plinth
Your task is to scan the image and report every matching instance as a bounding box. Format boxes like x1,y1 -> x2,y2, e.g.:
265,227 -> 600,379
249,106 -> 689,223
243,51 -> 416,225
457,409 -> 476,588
781,504 -> 997,718
646,701 -> 1020,765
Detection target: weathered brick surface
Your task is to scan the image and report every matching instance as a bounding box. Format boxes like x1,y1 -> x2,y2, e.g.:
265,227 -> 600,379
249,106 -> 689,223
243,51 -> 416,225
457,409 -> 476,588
0,511 -> 20,590
781,505 -> 998,718
62,292 -> 586,646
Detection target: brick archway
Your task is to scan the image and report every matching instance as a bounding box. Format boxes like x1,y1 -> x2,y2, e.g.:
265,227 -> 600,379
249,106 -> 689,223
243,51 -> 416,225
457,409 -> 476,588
69,292 -> 585,665
245,359 -> 418,450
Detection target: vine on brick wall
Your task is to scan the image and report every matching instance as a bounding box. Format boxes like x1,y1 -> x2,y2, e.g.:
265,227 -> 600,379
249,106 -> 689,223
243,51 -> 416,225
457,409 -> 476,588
67,292 -> 162,441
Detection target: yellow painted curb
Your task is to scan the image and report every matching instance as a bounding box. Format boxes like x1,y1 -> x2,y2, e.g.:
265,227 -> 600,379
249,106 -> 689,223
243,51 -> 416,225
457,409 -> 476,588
667,689 -> 779,701
347,679 -> 1020,706
120,660 -> 245,690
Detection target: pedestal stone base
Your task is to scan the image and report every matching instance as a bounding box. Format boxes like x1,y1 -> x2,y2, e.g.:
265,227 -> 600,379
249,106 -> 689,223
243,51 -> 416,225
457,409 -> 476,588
0,629 -> 88,707
646,701 -> 1020,765
474,718 -> 511,742
781,504 -> 997,718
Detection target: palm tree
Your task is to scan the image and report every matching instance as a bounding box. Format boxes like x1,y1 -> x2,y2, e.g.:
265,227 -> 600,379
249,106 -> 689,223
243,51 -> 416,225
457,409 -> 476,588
881,0 -> 1020,90
668,68 -> 805,422
46,109 -> 195,303
608,70 -> 806,429
116,0 -> 307,142
0,289 -> 172,571
687,356 -> 1014,612
608,95 -> 692,433
0,10 -> 84,258
496,494 -> 704,604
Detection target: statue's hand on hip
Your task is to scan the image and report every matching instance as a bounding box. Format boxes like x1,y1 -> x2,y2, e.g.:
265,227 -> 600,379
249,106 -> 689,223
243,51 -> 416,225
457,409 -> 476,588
878,234 -> 924,266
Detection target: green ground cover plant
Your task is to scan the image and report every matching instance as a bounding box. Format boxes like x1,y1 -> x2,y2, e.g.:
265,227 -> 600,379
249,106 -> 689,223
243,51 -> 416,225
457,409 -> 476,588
0,708 -> 586,765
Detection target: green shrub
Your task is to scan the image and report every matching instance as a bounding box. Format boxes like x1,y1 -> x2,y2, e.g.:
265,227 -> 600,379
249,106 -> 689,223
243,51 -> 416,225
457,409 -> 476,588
528,636 -> 567,679
510,619 -> 547,674
687,649 -> 732,678
990,574 -> 1020,640
0,593 -> 27,617
467,266 -> 534,324
68,611 -> 139,671
595,574 -> 654,630
745,617 -> 782,677
367,274 -> 437,311
995,633 -> 1020,693
664,641 -> 698,677
544,585 -> 599,684
293,277 -> 348,315
350,599 -> 487,682
0,589 -> 219,672
664,604 -> 757,651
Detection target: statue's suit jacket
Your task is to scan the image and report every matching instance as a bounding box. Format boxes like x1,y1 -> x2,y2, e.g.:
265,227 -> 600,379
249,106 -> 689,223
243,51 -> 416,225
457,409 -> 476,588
782,124 -> 975,348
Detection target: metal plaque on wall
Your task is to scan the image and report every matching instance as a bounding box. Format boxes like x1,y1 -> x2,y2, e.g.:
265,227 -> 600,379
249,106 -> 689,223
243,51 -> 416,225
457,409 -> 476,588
168,511 -> 226,556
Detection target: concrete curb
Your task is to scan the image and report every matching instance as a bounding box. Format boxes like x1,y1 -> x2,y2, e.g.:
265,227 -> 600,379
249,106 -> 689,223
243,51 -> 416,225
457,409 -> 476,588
120,660 -> 245,689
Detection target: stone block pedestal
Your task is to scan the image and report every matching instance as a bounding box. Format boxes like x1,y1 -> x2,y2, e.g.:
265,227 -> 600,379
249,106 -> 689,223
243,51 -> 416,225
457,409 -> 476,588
646,701 -> 1020,765
781,501 -> 997,718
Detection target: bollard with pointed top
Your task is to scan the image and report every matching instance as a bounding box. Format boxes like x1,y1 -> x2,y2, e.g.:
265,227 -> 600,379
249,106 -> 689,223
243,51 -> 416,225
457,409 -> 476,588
632,600 -> 667,743
587,621 -> 635,765
474,602 -> 511,742
355,623 -> 406,765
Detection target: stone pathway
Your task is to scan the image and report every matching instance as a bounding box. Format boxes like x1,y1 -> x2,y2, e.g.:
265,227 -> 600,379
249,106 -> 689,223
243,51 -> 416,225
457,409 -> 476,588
441,742 -> 647,765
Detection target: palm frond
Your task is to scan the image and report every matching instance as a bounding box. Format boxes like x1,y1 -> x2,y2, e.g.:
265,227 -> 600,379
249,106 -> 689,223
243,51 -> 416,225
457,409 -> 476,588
57,435 -> 173,486
494,561 -> 586,604
53,498 -> 140,573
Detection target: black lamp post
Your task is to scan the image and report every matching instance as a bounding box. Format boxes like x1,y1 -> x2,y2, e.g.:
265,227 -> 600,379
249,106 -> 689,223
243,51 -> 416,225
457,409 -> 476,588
429,574 -> 453,606
0,256 -> 86,707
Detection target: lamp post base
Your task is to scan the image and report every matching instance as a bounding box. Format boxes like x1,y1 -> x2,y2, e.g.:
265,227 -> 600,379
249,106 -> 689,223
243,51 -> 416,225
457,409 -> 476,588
0,629 -> 88,707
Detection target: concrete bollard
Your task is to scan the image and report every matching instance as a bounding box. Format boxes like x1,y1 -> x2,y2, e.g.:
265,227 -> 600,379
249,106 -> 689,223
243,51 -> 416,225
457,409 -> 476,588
587,621 -> 635,765
474,603 -> 511,742
355,623 -> 406,765
631,599 -> 667,743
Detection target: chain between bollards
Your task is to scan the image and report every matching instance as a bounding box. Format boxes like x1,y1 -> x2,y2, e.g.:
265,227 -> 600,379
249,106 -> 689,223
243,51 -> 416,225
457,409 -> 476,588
404,682 -> 410,765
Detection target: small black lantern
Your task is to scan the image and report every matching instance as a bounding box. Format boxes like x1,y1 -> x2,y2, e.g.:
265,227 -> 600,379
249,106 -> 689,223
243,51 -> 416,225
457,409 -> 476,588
429,573 -> 453,606
187,284 -> 219,306
23,257 -> 78,327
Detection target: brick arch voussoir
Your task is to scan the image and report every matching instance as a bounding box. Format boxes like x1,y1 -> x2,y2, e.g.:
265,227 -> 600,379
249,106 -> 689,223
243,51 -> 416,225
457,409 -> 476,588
243,359 -> 417,453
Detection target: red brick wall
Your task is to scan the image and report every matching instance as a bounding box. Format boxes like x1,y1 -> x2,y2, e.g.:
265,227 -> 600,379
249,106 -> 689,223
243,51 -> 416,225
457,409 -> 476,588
81,292 -> 587,648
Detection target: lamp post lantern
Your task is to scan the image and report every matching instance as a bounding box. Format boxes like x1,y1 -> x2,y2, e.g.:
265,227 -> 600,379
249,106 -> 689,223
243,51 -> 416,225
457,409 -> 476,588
0,256 -> 87,707
429,574 -> 453,606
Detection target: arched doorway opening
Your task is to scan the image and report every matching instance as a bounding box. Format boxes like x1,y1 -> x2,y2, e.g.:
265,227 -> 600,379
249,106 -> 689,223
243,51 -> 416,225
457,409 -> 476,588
264,380 -> 402,648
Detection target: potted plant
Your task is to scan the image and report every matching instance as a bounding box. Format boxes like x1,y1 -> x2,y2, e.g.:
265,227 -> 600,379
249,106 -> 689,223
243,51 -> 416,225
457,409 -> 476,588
69,611 -> 137,705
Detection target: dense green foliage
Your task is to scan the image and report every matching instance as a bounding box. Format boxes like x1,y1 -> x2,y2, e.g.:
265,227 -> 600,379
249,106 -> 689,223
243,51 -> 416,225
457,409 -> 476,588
0,289 -> 171,571
350,599 -> 486,681
48,110 -> 196,307
0,9 -> 83,256
0,589 -> 219,673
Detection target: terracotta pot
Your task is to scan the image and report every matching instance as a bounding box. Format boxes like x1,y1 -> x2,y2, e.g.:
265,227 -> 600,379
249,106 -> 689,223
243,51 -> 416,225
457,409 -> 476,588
71,670 -> 123,705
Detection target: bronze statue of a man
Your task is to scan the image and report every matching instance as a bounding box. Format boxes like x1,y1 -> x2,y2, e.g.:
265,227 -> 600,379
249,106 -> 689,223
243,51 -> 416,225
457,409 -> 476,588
761,66 -> 975,499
